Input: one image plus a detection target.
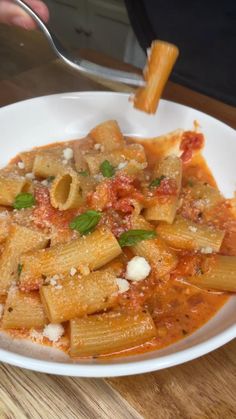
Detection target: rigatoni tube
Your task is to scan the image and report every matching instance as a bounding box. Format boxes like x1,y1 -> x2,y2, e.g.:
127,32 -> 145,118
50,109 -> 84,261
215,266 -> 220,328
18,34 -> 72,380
131,216 -> 177,277
144,155 -> 182,224
89,120 -> 125,152
187,255 -> 236,292
0,175 -> 31,206
157,216 -> 225,252
20,228 -> 122,291
50,168 -> 84,210
2,288 -> 47,329
70,311 -> 157,357
40,269 -> 119,323
0,224 -> 48,296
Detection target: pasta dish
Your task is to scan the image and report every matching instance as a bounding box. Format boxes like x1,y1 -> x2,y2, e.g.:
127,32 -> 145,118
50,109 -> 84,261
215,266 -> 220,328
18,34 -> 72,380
0,119 -> 235,359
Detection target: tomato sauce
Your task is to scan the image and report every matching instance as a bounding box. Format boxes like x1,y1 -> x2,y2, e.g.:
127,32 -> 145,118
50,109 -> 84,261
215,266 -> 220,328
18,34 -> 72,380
1,131 -> 234,359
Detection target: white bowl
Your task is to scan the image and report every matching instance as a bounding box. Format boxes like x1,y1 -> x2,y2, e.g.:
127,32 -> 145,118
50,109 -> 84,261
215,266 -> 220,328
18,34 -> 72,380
0,92 -> 235,377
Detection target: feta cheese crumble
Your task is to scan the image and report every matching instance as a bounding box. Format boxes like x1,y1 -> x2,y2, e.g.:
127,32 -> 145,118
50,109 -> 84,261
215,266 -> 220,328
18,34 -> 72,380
125,256 -> 151,282
43,323 -> 64,342
117,161 -> 128,170
70,267 -> 77,276
116,278 -> 130,293
63,148 -> 73,160
17,161 -> 25,169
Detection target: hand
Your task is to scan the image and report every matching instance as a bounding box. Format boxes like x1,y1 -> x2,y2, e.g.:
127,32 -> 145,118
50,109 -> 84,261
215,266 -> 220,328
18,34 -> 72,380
0,0 -> 49,29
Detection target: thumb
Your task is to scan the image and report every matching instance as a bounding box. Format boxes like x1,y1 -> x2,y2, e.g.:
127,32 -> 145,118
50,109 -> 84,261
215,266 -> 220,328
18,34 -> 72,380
0,0 -> 49,29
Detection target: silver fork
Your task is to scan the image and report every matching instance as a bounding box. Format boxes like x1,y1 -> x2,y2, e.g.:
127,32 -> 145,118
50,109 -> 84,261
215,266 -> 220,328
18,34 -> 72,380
14,0 -> 145,86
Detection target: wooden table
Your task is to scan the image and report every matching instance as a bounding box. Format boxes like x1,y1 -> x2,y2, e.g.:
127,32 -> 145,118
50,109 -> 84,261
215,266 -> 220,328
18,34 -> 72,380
0,24 -> 236,419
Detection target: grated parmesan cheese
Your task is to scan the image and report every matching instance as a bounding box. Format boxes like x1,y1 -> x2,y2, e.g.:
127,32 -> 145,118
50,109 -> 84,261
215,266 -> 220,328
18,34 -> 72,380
201,247 -> 213,254
116,278 -> 130,293
25,172 -> 35,180
189,226 -> 197,233
70,267 -> 77,276
43,323 -> 64,342
125,256 -> 151,282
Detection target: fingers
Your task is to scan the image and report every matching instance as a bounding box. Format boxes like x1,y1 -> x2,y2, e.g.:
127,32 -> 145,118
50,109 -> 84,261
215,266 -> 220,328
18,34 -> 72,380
0,0 -> 49,29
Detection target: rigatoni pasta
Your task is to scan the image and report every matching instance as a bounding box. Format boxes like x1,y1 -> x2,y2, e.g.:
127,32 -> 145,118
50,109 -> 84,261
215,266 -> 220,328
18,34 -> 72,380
2,288 -> 47,329
157,216 -> 225,252
0,119 -> 234,360
144,155 -> 182,224
40,269 -> 119,323
0,224 -> 48,296
19,228 -> 122,291
70,311 -> 157,357
0,175 -> 31,206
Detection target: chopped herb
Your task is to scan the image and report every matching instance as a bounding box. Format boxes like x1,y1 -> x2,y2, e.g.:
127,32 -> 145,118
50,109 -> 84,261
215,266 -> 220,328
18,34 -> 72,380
78,170 -> 89,177
17,263 -> 23,276
69,210 -> 102,235
188,180 -> 194,187
100,160 -> 115,178
47,176 -> 55,183
8,307 -> 13,313
13,193 -> 35,210
118,229 -> 157,247
149,175 -> 166,188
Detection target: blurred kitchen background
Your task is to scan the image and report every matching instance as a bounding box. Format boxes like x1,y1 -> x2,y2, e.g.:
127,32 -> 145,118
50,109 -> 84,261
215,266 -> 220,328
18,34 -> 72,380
44,0 -> 146,68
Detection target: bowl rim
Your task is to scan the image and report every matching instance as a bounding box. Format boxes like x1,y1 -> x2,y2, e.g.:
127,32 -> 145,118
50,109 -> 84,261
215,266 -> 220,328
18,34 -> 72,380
0,91 -> 236,377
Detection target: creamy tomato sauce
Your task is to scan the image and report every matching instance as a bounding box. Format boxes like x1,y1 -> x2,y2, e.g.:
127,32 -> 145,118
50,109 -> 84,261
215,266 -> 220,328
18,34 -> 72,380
1,129 -> 235,359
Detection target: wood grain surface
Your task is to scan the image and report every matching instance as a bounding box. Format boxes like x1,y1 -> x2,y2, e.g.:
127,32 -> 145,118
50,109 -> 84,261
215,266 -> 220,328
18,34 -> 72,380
0,24 -> 236,419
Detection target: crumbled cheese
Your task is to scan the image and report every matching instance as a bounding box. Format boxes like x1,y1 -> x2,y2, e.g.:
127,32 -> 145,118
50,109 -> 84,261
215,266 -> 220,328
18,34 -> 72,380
189,225 -> 197,233
70,267 -> 77,276
25,172 -> 35,180
125,256 -> 151,282
93,174 -> 104,182
201,247 -> 213,254
0,304 -> 4,319
43,323 -> 64,342
48,274 -> 60,286
55,284 -> 62,290
17,161 -> 25,169
0,211 -> 9,218
30,329 -> 43,340
116,278 -> 130,293
63,148 -> 73,160
117,161 -> 128,170
79,265 -> 90,276
41,179 -> 49,187
62,159 -> 67,165
94,143 -> 101,150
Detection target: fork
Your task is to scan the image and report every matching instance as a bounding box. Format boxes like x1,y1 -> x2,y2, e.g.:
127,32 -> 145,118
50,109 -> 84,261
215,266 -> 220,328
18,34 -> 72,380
14,0 -> 145,87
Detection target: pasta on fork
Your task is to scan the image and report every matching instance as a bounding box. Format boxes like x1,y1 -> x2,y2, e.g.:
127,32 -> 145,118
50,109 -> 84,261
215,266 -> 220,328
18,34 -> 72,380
0,119 -> 235,359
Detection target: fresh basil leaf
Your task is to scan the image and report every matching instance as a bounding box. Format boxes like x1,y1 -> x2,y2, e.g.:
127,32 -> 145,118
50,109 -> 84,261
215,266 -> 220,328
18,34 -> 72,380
78,170 -> 89,177
13,193 -> 35,210
100,160 -> 115,178
69,210 -> 102,235
149,175 -> 166,188
17,263 -> 23,276
118,229 -> 157,247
